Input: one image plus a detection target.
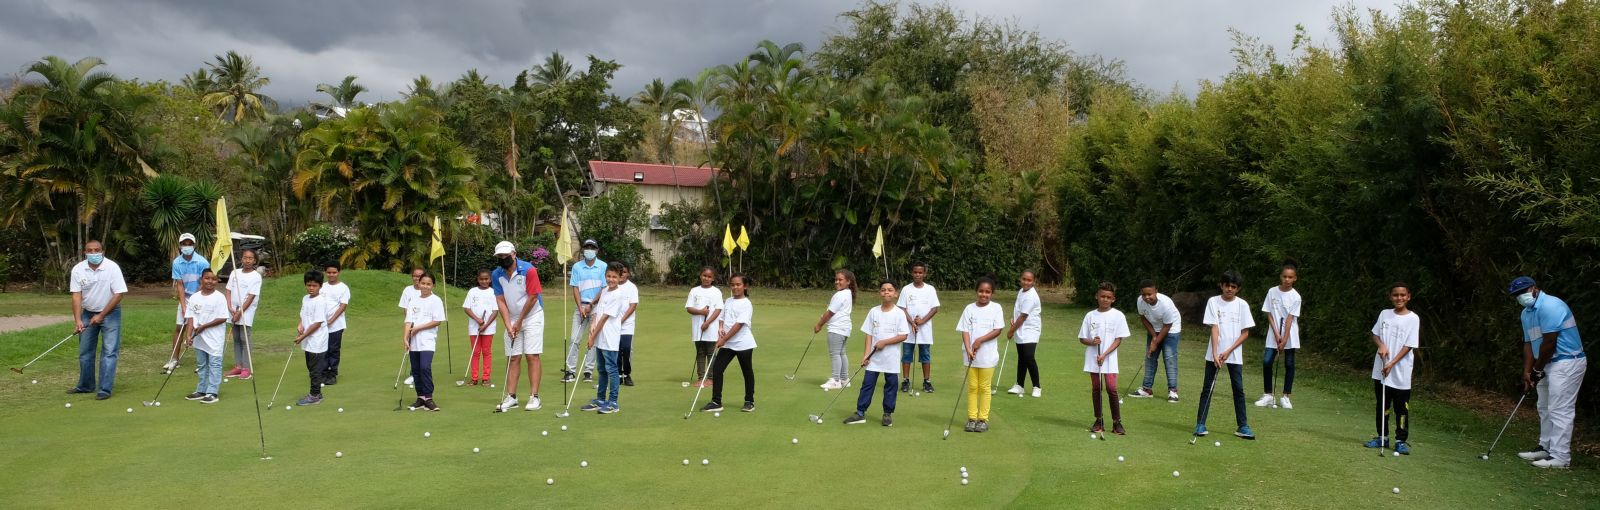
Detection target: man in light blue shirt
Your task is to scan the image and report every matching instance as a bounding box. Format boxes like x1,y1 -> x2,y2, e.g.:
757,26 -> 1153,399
1508,276 -> 1586,469
563,239 -> 607,383
164,233 -> 210,373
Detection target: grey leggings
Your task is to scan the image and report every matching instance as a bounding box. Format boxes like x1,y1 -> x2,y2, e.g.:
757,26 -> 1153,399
827,332 -> 849,381
231,325 -> 253,369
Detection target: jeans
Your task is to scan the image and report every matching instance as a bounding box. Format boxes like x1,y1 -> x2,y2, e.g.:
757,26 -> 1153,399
195,349 -> 223,395
1263,347 -> 1296,394
1374,380 -> 1411,442
230,324 -> 253,369
324,330 -> 344,377
1197,362 -> 1248,428
856,370 -> 899,414
75,308 -> 121,396
619,334 -> 634,376
1142,332 -> 1180,391
827,333 -> 849,382
594,349 -> 620,404
566,310 -> 597,373
711,347 -> 755,404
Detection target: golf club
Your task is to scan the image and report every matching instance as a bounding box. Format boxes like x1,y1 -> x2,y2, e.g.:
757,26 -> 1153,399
1123,344 -> 1152,397
990,335 -> 1010,395
556,343 -> 590,418
1481,390 -> 1531,459
240,326 -> 268,459
493,338 -> 517,413
264,344 -> 297,411
942,348 -> 974,440
1190,362 -> 1222,445
10,332 -> 76,374
394,351 -> 412,412
142,348 -> 182,407
684,349 -> 722,419
807,348 -> 876,424
1379,351 -> 1389,457
786,331 -> 819,381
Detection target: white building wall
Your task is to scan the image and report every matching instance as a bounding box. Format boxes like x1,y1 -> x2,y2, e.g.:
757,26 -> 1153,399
591,181 -> 707,281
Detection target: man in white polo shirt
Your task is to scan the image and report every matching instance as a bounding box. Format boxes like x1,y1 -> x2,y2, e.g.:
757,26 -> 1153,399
69,240 -> 128,400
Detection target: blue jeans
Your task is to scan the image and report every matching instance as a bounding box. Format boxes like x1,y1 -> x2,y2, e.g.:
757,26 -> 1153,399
1263,348 -> 1296,394
1142,332 -> 1181,391
855,370 -> 899,414
195,349 -> 223,394
594,349 -> 620,404
75,308 -> 121,396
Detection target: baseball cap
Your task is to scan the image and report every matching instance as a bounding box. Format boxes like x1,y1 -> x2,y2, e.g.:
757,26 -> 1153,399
493,241 -> 516,256
178,233 -> 196,244
582,239 -> 599,248
1506,276 -> 1536,295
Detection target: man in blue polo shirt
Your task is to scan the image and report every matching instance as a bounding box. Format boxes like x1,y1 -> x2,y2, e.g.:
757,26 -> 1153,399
1508,276 -> 1586,469
164,233 -> 210,373
563,239 -> 607,383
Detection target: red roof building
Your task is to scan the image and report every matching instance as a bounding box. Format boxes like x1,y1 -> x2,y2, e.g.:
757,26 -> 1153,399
587,160 -> 717,188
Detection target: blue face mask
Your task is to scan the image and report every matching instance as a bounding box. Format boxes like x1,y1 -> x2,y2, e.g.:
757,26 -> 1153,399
180,246 -> 195,256
86,253 -> 104,265
1517,292 -> 1536,309
583,249 -> 597,261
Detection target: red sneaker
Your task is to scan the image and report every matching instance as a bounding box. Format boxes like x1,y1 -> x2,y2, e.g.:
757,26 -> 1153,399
236,369 -> 252,380
225,366 -> 244,377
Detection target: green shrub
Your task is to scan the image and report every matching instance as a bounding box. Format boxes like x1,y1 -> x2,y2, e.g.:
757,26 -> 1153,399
292,224 -> 358,267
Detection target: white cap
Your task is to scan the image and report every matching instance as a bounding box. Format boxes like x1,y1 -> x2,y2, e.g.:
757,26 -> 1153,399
178,233 -> 196,244
493,241 -> 516,256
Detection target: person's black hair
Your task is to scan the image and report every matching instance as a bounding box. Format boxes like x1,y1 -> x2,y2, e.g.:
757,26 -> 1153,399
411,267 -> 425,275
1390,281 -> 1411,294
1219,270 -> 1242,285
418,273 -> 435,284
304,270 -> 325,285
1098,281 -> 1116,294
910,261 -> 928,271
240,248 -> 257,259
878,279 -> 896,289
1020,269 -> 1036,279
323,259 -> 341,271
477,268 -> 492,277
1138,279 -> 1157,291
730,273 -> 751,297
976,276 -> 996,291
201,268 -> 214,277
1281,260 -> 1298,274
613,261 -> 630,272
605,266 -> 621,275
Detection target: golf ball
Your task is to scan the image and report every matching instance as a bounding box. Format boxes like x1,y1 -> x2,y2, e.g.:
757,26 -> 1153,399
961,479 -> 969,486
1392,487 -> 1400,494
338,407 -> 344,413
1214,441 -> 1221,447
580,461 -> 588,468
961,472 -> 968,479
126,407 -> 133,413
961,466 -> 967,472
682,382 -> 690,388
286,405 -> 293,410
473,447 -> 480,453
65,403 -> 72,408
1118,399 -> 1124,404
31,379 -> 38,384
1118,456 -> 1125,462
914,392 -> 921,396
1393,451 -> 1401,457
155,401 -> 161,407
542,431 -> 549,436
683,459 -> 690,465
546,478 -> 553,485
1173,471 -> 1181,477
1480,454 -> 1489,460
714,412 -> 720,417
560,425 -> 568,431
1089,433 -> 1096,439
792,438 -> 799,444
823,388 -> 829,392
335,451 -> 343,458
424,432 -> 431,438
702,459 -> 710,466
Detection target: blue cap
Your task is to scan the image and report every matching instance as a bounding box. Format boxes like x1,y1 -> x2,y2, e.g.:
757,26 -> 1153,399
1507,276 -> 1536,295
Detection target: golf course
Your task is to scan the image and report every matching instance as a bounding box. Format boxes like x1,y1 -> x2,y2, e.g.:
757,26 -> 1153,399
2,270 -> 1595,508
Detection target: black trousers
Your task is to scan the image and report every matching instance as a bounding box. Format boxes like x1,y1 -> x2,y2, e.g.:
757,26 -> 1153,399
410,350 -> 435,398
1015,343 -> 1041,387
324,330 -> 344,376
1197,363 -> 1248,428
694,341 -> 716,381
1374,380 -> 1411,442
304,351 -> 327,396
619,334 -> 633,376
711,347 -> 755,404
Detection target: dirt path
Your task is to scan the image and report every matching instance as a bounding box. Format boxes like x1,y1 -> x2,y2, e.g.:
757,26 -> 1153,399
0,315 -> 71,334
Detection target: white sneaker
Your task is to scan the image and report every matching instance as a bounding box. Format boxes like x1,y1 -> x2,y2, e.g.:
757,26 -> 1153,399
1279,396 -> 1293,409
820,378 -> 837,389
1532,458 -> 1569,469
1254,394 -> 1276,407
1006,385 -> 1025,395
497,395 -> 517,411
1031,387 -> 1042,398
1129,388 -> 1154,398
1167,390 -> 1180,402
161,359 -> 178,371
404,376 -> 414,385
842,379 -> 852,388
525,396 -> 542,411
1518,448 -> 1550,461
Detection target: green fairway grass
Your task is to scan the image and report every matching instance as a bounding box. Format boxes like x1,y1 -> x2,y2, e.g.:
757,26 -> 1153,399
1,270 -> 1595,508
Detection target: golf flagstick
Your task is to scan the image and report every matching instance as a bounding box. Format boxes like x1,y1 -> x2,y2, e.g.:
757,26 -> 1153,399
11,332 -> 77,374
786,331 -> 819,381
808,347 -> 878,423
240,325 -> 269,459
684,348 -> 721,419
264,344 -> 297,410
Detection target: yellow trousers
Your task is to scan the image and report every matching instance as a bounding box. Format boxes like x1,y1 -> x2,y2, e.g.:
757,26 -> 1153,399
967,366 -> 994,421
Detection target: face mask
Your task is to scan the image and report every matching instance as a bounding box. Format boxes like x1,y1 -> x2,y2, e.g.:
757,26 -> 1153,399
180,246 -> 195,256
1517,292 -> 1536,309
498,256 -> 515,269
87,253 -> 104,265
583,249 -> 597,261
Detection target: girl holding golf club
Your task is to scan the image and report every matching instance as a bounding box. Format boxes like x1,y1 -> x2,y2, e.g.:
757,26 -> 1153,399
404,274 -> 447,411
1365,282 -> 1418,455
293,270 -> 330,407
704,274 -> 757,413
686,267 -> 723,388
815,269 -> 858,390
224,249 -> 262,381
845,280 -> 910,426
1257,262 -> 1302,410
1196,270 -> 1256,440
1079,281 -> 1130,434
957,277 -> 1006,433
1006,270 -> 1044,398
464,269 -> 498,385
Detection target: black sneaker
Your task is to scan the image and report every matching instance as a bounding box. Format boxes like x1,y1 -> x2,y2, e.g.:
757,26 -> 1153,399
621,375 -> 634,387
741,401 -> 755,412
95,392 -> 112,400
68,388 -> 93,394
701,401 -> 724,412
560,370 -> 576,383
900,380 -> 911,393
185,392 -> 206,401
923,380 -> 935,393
843,412 -> 866,425
407,398 -> 427,411
423,399 -> 440,412
964,419 -> 977,432
976,420 -> 990,433
882,413 -> 893,427
581,371 -> 593,382
323,375 -> 338,386
200,394 -> 219,404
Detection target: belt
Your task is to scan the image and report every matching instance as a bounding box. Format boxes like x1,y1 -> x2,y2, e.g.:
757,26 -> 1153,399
1553,352 -> 1587,362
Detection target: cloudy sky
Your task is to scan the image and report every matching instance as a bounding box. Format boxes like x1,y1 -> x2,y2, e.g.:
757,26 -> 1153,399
1,0 -> 1400,105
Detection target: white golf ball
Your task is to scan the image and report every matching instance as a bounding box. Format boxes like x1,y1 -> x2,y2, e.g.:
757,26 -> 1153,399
961,466 -> 967,472
65,403 -> 72,408
424,432 -> 431,438
546,478 -> 553,485
126,407 -> 133,413
542,430 -> 549,436
1173,471 -> 1180,477
489,384 -> 495,388
286,405 -> 293,410
560,425 -> 568,431
683,459 -> 690,465
961,472 -> 968,479
1118,399 -> 1124,404
1480,454 -> 1489,460
714,412 -> 720,418
701,459 -> 710,465
682,382 -> 690,388
335,451 -> 343,458
224,378 -> 230,383
1089,433 -> 1096,439
823,388 -> 829,392
580,461 -> 588,468
31,379 -> 38,384
338,407 -> 344,413
1393,451 -> 1401,457
1392,487 -> 1400,494
792,438 -> 799,444
914,392 -> 921,396
473,447 -> 480,453
961,479 -> 969,486
1118,456 -> 1125,462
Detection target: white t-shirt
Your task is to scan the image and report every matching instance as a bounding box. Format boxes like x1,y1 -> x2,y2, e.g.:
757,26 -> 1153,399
897,283 -> 940,345
1370,309 -> 1421,390
1078,308 -> 1131,373
1012,287 -> 1043,344
70,259 -> 128,313
593,289 -> 625,351
321,281 -> 351,332
185,290 -> 230,356
686,285 -> 724,342
406,294 -> 447,352
956,302 -> 1006,368
618,281 -> 640,335
826,289 -> 854,336
464,287 -> 498,335
861,305 -> 911,373
1262,286 -> 1302,349
1202,295 -> 1256,365
225,269 -> 263,326
398,286 -> 420,311
719,297 -> 756,351
299,294 -> 331,353
1135,292 -> 1183,335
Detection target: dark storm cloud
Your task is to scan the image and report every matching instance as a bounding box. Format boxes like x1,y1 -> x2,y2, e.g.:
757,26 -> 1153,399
0,0 -> 1398,104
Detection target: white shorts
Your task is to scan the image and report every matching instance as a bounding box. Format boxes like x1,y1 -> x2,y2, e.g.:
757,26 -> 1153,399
175,299 -> 190,326
504,309 -> 545,356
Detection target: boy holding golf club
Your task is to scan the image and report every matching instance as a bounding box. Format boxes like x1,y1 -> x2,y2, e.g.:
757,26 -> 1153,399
464,269 -> 498,385
183,269 -> 229,404
685,267 -> 723,388
845,280 -> 910,426
616,262 -> 641,386
1006,270 -> 1044,398
1365,282 -> 1418,455
405,274 -> 447,411
1257,262 -> 1301,410
581,266 -> 625,414
957,277 -> 1006,433
1133,279 -> 1182,402
294,271 -> 330,406
1079,282 -> 1129,435
704,274 -> 757,413
225,249 -> 262,380
1508,276 -> 1587,469
1196,270 -> 1256,440
492,241 -> 544,412
898,262 -> 939,394
320,261 -> 351,385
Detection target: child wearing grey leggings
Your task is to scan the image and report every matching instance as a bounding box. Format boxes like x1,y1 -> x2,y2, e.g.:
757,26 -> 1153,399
814,269 -> 857,390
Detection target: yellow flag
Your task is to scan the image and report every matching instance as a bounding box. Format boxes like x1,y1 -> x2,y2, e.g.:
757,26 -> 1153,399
736,225 -> 750,251
210,197 -> 233,270
429,216 -> 446,264
555,206 -> 574,264
871,226 -> 884,259
722,225 -> 736,256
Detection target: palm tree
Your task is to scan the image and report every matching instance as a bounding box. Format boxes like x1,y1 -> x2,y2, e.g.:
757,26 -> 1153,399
312,75 -> 366,117
202,50 -> 276,123
180,68 -> 215,94
531,52 -> 574,90
633,78 -> 688,163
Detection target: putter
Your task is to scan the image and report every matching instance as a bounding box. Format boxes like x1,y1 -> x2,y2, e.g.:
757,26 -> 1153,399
556,343 -> 590,418
1123,345 -> 1152,397
142,348 -> 183,407
808,348 -> 877,423
10,332 -> 77,374
942,348 -> 974,439
684,349 -> 722,419
1190,362 -> 1223,445
264,345 -> 297,410
990,336 -> 1010,394
240,326 -> 269,459
394,351 -> 412,412
1481,390 -> 1532,459
493,337 -> 517,413
786,331 -> 820,381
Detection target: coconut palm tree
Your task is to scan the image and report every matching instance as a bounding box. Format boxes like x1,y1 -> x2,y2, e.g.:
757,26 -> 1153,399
632,78 -> 688,163
202,50 -> 276,123
180,68 -> 215,94
531,52 -> 574,90
312,75 -> 366,117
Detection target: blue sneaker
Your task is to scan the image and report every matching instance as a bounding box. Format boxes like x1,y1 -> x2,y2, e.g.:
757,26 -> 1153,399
1194,424 -> 1208,437
1395,441 -> 1411,455
579,400 -> 602,412
1364,437 -> 1388,449
1235,425 -> 1256,440
599,403 -> 619,414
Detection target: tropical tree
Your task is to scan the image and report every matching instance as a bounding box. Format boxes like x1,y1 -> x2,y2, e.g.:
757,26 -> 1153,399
312,75 -> 367,117
180,68 -> 215,94
531,52 -> 574,90
631,78 -> 687,163
202,50 -> 276,122
140,174 -> 221,251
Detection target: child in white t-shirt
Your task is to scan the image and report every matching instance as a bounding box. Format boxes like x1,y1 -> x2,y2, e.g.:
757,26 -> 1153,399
1079,282 -> 1130,435
957,277 -> 1006,433
582,267 -> 626,414
703,274 -> 758,413
184,270 -> 229,404
616,263 -> 641,386
464,269 -> 499,385
225,250 -> 262,380
686,266 -> 724,388
1006,270 -> 1044,397
1257,262 -> 1302,409
404,274 -> 447,411
1365,282 -> 1419,455
814,269 -> 858,390
1134,279 -> 1183,402
320,262 -> 352,384
846,280 -> 911,426
897,262 -> 940,393
398,267 -> 423,386
294,271 -> 330,406
1196,271 -> 1257,440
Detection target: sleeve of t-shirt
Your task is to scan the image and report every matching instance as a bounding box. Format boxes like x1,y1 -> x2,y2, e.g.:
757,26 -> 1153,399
1203,299 -> 1219,326
491,270 -> 506,296
828,293 -> 849,314
1260,290 -> 1273,313
896,290 -> 909,309
732,301 -> 751,326
1370,312 -> 1385,336
955,309 -> 972,333
431,297 -> 447,323
1287,294 -> 1302,316
627,285 -> 640,305
1538,305 -> 1565,334
1115,312 -> 1132,338
70,270 -> 82,293
1238,300 -> 1256,329
1405,317 -> 1420,348
171,262 -> 181,280
1161,301 -> 1180,326
711,291 -> 725,310
860,309 -> 877,337
930,291 -> 941,308
247,277 -> 263,298
1028,295 -> 1042,316
894,312 -> 911,336
526,267 -> 542,297
1077,313 -> 1092,339
309,298 -> 330,323
111,266 -> 128,294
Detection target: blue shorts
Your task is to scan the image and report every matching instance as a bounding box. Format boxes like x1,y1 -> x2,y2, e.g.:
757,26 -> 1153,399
900,343 -> 932,364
